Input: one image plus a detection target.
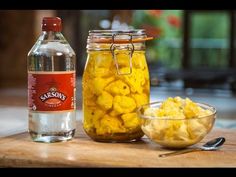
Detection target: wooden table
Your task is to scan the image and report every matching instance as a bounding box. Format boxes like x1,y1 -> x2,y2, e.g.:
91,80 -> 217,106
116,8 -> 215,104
0,121 -> 236,167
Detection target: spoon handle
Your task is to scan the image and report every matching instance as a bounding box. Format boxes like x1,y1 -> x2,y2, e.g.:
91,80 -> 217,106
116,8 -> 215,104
159,148 -> 202,158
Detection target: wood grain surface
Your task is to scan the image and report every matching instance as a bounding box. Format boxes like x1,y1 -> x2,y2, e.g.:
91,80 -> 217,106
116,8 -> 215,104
0,121 -> 235,167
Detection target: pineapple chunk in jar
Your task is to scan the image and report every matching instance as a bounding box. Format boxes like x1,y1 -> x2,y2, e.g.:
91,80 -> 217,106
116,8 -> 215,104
82,30 -> 151,142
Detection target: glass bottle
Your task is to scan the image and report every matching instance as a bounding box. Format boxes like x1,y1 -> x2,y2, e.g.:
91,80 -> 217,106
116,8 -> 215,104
82,30 -> 150,142
27,17 -> 76,143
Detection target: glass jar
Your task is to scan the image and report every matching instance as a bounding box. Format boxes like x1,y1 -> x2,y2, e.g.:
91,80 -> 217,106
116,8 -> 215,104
82,30 -> 150,142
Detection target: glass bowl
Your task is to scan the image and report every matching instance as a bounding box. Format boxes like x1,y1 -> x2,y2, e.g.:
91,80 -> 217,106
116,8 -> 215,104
137,102 -> 216,149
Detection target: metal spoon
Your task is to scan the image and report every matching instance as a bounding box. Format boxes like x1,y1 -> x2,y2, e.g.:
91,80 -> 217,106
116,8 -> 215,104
159,137 -> 225,158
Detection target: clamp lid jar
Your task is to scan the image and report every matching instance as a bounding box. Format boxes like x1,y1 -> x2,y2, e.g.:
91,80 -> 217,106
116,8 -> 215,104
83,29 -> 151,142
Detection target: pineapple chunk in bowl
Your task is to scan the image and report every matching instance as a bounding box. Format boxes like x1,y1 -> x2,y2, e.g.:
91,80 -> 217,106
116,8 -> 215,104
137,97 -> 216,149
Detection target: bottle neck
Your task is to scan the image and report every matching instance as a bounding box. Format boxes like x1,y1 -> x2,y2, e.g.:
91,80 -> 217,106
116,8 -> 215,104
39,31 -> 65,41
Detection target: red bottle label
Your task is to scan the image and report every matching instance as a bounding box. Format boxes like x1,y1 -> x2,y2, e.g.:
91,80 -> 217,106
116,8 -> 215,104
28,71 -> 76,112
